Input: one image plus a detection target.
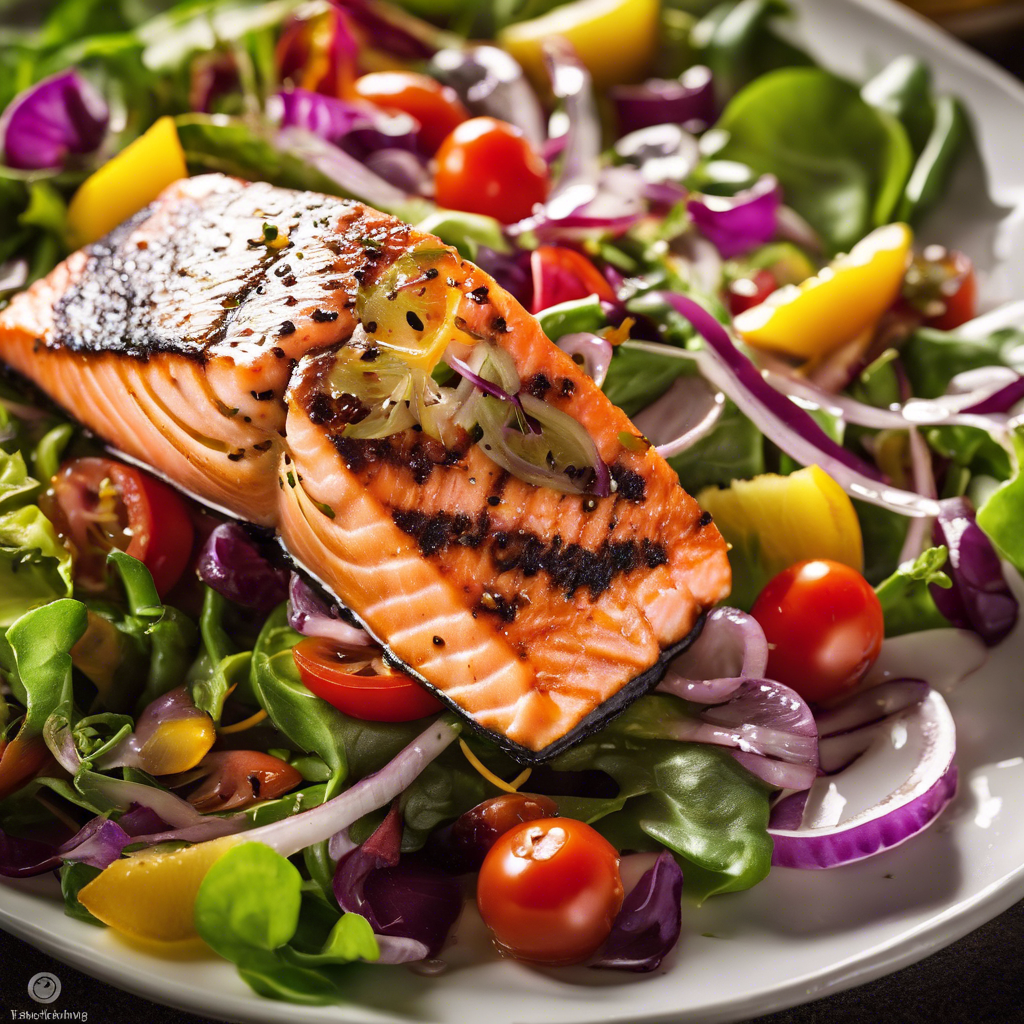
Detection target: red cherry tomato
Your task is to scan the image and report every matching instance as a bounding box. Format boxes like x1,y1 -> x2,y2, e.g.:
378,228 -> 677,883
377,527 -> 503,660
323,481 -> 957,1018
476,817 -> 623,965
926,250 -> 977,331
728,268 -> 778,317
44,457 -> 194,597
188,751 -> 304,812
750,559 -> 885,704
354,71 -> 468,153
434,117 -> 549,224
530,245 -> 618,314
293,636 -> 443,722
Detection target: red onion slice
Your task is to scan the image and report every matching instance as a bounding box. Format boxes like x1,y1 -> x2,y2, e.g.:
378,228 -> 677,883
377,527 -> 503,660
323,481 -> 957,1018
815,680 -> 929,738
556,332 -> 613,387
732,754 -> 818,792
288,574 -> 374,649
624,294 -> 943,518
769,689 -> 957,869
631,375 -> 725,458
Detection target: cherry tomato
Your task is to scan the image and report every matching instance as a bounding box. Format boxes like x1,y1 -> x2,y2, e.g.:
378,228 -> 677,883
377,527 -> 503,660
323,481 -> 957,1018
0,736 -> 52,801
354,71 -> 468,154
529,245 -> 617,314
43,457 -> 194,597
476,817 -> 623,965
188,751 -> 304,812
293,636 -> 443,722
728,269 -> 778,317
750,559 -> 885,704
434,117 -> 549,224
438,792 -> 559,872
926,250 -> 977,331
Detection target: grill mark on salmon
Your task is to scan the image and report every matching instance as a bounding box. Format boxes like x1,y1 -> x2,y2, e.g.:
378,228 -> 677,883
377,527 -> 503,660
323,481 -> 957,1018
0,174 -> 731,759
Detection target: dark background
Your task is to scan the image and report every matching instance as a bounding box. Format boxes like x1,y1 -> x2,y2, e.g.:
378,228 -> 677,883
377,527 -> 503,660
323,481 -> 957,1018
2,13 -> 1024,1024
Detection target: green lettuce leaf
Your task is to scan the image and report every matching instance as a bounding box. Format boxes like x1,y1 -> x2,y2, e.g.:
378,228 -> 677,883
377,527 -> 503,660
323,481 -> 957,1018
874,546 -> 951,637
0,505 -> 73,627
551,694 -> 773,902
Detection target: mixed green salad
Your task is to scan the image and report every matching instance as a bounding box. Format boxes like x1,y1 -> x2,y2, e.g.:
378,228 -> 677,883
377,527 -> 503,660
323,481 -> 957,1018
0,0 -> 1022,1004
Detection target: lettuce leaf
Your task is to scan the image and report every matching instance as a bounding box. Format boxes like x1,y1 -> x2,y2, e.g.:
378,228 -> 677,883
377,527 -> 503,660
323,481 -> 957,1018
873,546 -> 951,637
551,695 -> 773,902
0,505 -> 73,627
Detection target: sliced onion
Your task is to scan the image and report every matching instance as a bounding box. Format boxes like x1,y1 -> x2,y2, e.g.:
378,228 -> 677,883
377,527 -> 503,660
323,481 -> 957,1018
769,689 -> 957,869
687,175 -> 781,259
631,375 -> 724,458
240,720 -> 458,858
658,606 -> 769,698
773,204 -> 824,254
611,65 -> 715,135
288,574 -> 373,649
930,497 -> 1018,645
58,818 -> 132,870
429,46 -> 545,145
732,753 -> 818,791
274,126 -> 410,209
815,680 -> 929,738
899,428 -> 937,565
556,332 -> 612,387
625,294 -> 943,518
862,629 -> 987,694
614,123 -> 700,186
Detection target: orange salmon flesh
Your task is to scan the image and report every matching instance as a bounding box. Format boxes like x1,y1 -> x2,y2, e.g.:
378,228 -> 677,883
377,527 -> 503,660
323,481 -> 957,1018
0,175 -> 730,759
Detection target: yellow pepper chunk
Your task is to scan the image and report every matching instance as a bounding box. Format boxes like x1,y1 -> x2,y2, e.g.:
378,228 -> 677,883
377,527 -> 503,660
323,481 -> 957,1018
67,117 -> 187,249
697,465 -> 863,609
136,715 -> 217,776
78,836 -> 244,942
734,223 -> 913,360
498,0 -> 659,90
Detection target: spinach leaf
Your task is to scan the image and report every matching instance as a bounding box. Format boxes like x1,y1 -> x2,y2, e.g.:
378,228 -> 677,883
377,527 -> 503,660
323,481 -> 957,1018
399,752 -> 487,850
901,326 -> 1024,399
194,842 -> 377,1005
669,398 -> 764,495
874,546 -> 951,637
552,695 -> 773,901
250,607 -> 423,786
692,0 -> 812,104
0,505 -> 73,627
855,499 -> 909,586
715,67 -> 914,252
191,650 -> 252,723
977,430 -> 1024,575
602,345 -> 691,418
60,862 -> 103,926
536,296 -> 608,343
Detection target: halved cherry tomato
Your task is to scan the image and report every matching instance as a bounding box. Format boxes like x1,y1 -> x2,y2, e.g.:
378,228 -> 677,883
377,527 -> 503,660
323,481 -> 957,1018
43,457 -> 194,597
293,636 -> 443,722
187,751 -> 303,812
530,245 -> 617,314
750,559 -> 885,704
354,71 -> 468,153
728,269 -> 778,318
926,249 -> 977,331
434,117 -> 549,224
0,736 -> 52,801
437,792 -> 560,872
476,817 -> 623,965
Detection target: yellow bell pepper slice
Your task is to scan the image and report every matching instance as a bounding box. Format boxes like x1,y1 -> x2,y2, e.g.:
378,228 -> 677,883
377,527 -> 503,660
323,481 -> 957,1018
67,117 -> 187,249
734,223 -> 912,360
697,465 -> 864,609
135,715 -> 217,776
78,836 -> 244,943
498,0 -> 659,90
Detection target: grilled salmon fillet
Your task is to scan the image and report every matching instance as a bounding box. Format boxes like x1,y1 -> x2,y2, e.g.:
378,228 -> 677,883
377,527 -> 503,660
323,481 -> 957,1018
0,174 -> 730,759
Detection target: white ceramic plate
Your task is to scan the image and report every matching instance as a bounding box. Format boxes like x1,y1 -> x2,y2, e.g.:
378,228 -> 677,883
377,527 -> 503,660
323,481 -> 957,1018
4,1 -> 1024,1021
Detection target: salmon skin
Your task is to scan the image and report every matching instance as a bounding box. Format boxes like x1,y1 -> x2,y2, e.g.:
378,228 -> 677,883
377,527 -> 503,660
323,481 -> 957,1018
0,174 -> 731,762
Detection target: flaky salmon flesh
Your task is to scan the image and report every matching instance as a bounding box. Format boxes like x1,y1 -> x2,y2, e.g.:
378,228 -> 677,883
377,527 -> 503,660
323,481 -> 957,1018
0,174 -> 730,760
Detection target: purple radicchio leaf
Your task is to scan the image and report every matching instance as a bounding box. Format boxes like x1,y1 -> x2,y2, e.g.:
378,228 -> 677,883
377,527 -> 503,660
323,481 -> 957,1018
591,852 -> 683,972
58,817 -> 132,869
0,829 -> 61,878
1,70 -> 108,170
196,523 -> 289,613
930,497 -> 1018,645
333,804 -> 463,961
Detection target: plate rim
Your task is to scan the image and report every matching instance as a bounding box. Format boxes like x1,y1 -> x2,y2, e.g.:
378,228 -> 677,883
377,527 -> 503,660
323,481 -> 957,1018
3,0 -> 1024,1021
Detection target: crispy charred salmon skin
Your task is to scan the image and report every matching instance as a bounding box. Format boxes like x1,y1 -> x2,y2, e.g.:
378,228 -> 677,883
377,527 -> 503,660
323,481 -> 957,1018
0,174 -> 730,760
